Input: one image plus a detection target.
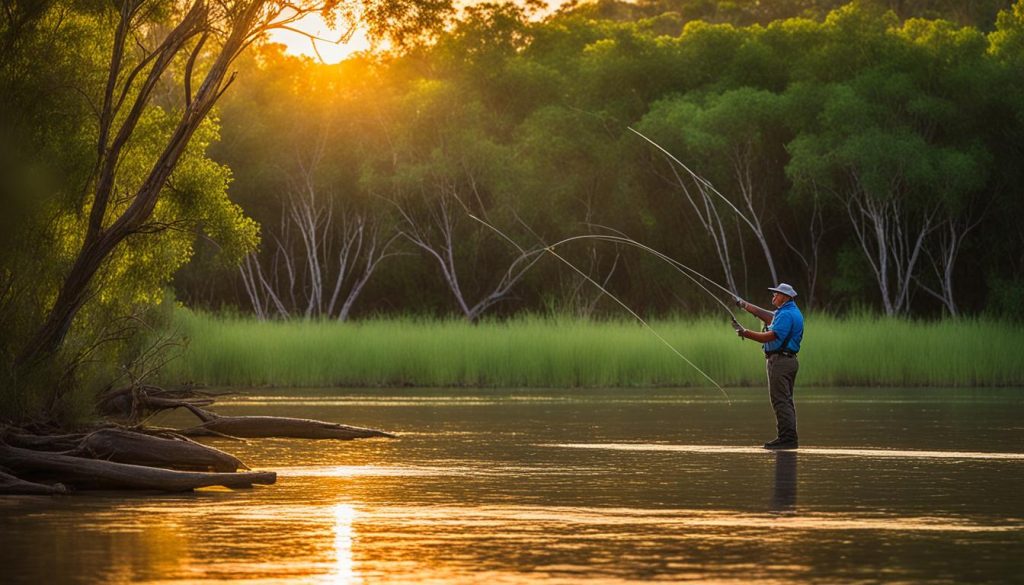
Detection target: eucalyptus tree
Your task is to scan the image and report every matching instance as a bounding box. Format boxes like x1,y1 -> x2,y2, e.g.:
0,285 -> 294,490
1,0 -> 257,415
2,0 -> 451,416
895,17 -> 999,317
982,0 -> 1024,318
215,48 -> 403,322
238,137 -> 401,321
509,105 -> 634,316
638,88 -> 789,294
365,80 -> 544,322
786,72 -> 988,316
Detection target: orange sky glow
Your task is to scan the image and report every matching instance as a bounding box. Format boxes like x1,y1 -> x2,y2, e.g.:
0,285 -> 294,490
266,0 -> 566,64
266,13 -> 376,64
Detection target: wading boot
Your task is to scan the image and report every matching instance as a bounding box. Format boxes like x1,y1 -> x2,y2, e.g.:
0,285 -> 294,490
763,438 -> 798,450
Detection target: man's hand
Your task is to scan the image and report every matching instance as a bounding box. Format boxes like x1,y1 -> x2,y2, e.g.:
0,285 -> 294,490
734,296 -> 744,308
731,317 -> 746,338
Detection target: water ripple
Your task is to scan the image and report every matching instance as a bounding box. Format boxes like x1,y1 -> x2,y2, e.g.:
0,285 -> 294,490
541,443 -> 1024,460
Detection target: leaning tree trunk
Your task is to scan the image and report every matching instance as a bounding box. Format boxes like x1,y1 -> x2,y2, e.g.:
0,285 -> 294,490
14,0 -> 260,387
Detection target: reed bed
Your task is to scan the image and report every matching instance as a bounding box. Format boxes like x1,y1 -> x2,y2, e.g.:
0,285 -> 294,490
157,311 -> 1024,388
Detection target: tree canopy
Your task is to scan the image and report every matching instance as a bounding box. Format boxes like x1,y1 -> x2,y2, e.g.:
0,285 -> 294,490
179,0 -> 1024,323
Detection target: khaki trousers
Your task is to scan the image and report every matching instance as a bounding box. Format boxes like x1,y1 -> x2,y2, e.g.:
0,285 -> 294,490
766,354 -> 799,441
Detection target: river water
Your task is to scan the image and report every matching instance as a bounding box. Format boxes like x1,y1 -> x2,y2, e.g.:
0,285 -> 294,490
2,387 -> 1023,584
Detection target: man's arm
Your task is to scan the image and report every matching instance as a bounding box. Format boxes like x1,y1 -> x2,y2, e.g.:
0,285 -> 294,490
738,329 -> 777,343
737,299 -> 774,325
739,311 -> 789,344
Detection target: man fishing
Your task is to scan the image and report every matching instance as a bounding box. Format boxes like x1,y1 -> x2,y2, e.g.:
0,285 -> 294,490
731,283 -> 804,450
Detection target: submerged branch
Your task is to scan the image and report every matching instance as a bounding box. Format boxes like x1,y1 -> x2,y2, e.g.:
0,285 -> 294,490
179,415 -> 398,440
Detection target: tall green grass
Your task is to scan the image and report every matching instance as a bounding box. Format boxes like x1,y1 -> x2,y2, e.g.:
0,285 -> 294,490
157,310 -> 1024,388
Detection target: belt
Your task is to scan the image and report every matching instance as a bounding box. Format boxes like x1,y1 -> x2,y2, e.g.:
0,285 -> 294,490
765,350 -> 797,359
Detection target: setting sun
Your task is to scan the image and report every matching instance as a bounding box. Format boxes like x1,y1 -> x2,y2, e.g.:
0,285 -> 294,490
266,0 -> 567,63
266,12 -> 375,63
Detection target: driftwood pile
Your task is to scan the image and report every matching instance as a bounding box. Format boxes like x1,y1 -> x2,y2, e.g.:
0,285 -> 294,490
0,385 -> 395,495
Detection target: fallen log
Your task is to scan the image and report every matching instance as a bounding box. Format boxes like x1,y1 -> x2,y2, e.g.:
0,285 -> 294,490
73,428 -> 246,472
0,444 -> 275,491
180,415 -> 397,440
95,385 -> 397,441
96,385 -> 221,421
0,469 -> 67,495
4,432 -> 87,452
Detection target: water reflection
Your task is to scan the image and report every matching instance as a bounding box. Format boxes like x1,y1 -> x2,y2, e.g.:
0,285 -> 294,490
2,387 -> 1023,584
771,453 -> 797,513
331,504 -> 361,584
542,443 -> 1024,460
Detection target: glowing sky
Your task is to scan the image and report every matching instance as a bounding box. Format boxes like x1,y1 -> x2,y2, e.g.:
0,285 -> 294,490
266,13 -> 375,64
265,0 -> 567,64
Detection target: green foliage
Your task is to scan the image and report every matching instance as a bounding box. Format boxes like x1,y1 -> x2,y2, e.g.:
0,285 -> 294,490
174,1 -> 1023,325
830,245 -> 873,301
640,86 -> 789,183
785,65 -> 991,207
989,0 -> 1024,63
985,276 -> 1024,321
0,0 -> 259,419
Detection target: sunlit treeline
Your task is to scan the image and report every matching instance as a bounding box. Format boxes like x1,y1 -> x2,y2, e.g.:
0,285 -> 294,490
176,0 -> 1024,321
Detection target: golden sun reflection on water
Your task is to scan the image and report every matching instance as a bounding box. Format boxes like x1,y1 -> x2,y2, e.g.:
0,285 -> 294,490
332,504 -> 361,584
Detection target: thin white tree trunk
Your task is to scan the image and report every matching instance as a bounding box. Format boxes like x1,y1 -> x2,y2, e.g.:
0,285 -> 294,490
669,165 -> 739,294
778,189 -> 826,309
392,189 -> 542,322
732,143 -> 778,284
241,145 -> 396,321
917,211 -> 983,317
843,174 -> 937,316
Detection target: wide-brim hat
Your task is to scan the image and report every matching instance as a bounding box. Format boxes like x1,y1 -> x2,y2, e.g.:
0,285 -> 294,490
768,283 -> 798,298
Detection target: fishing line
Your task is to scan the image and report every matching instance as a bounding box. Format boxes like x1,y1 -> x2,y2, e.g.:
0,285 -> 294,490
627,126 -> 762,236
510,214 -> 737,317
587,223 -> 739,299
544,234 -> 739,320
468,213 -> 732,402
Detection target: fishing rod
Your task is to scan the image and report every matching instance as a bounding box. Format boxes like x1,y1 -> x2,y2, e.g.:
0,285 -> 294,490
467,213 -> 732,402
